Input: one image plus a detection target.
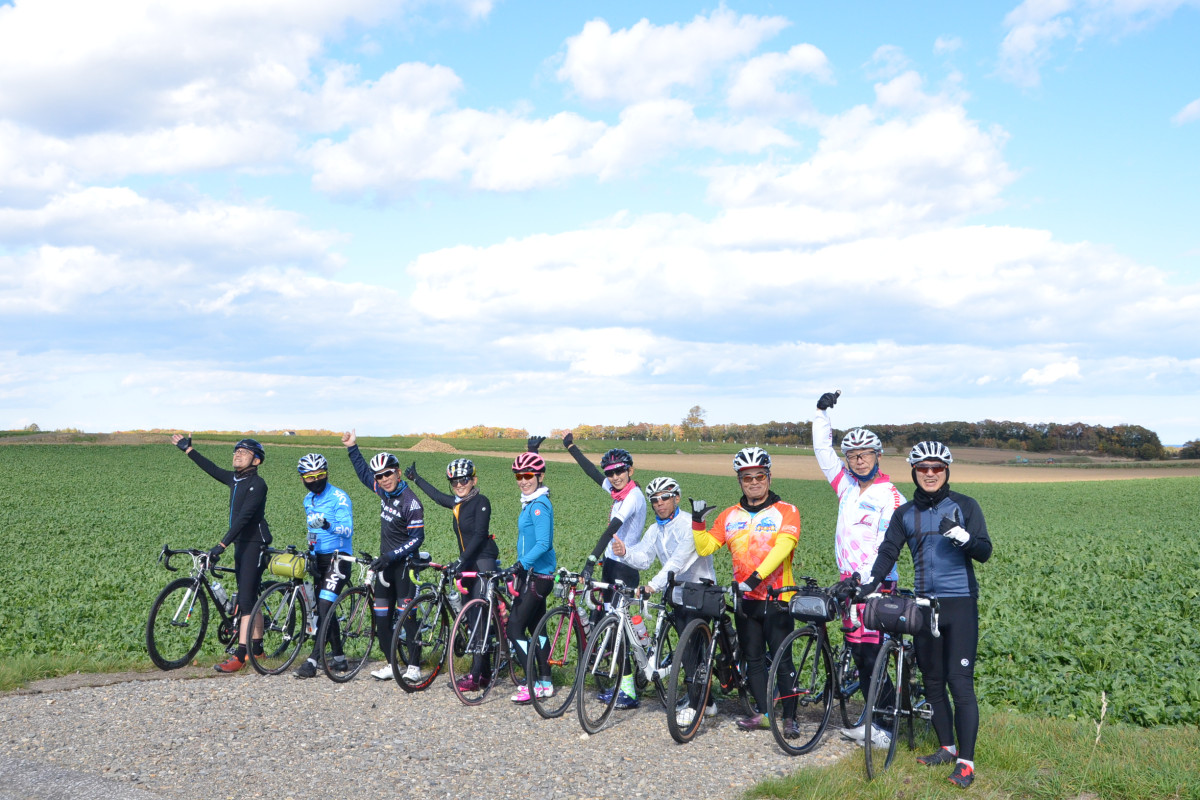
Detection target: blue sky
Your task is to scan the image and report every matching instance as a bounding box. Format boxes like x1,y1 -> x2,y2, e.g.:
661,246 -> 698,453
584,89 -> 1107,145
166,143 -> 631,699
1,0 -> 1198,443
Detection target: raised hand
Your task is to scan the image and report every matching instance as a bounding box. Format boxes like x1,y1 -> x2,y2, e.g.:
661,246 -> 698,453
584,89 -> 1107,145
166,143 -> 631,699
816,390 -> 841,411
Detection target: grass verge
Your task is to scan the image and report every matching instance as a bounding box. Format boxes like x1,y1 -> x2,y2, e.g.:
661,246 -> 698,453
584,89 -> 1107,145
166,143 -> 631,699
0,653 -> 149,692
747,705 -> 1200,800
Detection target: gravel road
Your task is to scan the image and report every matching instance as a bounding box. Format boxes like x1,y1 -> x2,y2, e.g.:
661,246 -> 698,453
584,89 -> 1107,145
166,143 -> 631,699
1,666 -> 856,800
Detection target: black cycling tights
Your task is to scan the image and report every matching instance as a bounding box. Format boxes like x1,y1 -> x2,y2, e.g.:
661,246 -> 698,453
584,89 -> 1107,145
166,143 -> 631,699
915,596 -> 980,761
735,599 -> 793,716
507,571 -> 554,680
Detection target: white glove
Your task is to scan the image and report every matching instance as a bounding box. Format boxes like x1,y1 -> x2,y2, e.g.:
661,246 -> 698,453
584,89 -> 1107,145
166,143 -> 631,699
938,512 -> 969,545
307,512 -> 328,529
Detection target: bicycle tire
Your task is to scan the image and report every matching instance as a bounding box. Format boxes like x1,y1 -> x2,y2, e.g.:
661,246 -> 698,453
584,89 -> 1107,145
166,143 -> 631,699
319,586 -> 373,683
648,611 -> 678,708
527,605 -> 585,719
391,592 -> 449,693
835,639 -> 865,729
666,617 -> 714,744
767,626 -> 833,756
864,638 -> 902,779
448,598 -> 503,705
576,615 -> 624,734
248,582 -> 307,675
146,577 -> 210,670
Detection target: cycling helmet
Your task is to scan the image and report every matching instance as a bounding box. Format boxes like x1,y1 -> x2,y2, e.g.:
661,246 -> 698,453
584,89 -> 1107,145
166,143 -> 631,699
368,452 -> 400,473
907,441 -> 953,465
297,453 -> 328,474
645,477 -> 681,498
841,428 -> 882,454
600,448 -> 634,472
512,452 -> 546,474
446,458 -> 476,479
233,438 -> 265,462
732,446 -> 771,473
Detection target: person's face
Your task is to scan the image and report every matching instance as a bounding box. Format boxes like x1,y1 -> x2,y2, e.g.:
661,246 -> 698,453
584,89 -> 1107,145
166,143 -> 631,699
606,465 -> 633,491
738,469 -> 770,503
450,474 -> 476,498
650,492 -> 680,518
233,448 -> 259,470
913,460 -> 948,492
301,470 -> 327,490
375,466 -> 400,492
515,472 -> 541,493
845,448 -> 878,474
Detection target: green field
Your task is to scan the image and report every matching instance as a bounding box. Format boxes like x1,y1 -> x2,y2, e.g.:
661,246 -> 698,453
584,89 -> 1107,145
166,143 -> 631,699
3,441 -> 1199,731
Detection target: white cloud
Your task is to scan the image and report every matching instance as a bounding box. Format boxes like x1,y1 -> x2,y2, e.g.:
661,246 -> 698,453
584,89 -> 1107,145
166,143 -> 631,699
865,45 -> 912,80
557,9 -> 789,103
1172,98 -> 1200,125
726,44 -> 832,116
934,36 -> 964,54
1021,358 -> 1082,385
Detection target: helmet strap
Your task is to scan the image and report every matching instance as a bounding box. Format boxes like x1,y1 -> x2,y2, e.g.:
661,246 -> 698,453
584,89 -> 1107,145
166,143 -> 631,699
848,461 -> 879,484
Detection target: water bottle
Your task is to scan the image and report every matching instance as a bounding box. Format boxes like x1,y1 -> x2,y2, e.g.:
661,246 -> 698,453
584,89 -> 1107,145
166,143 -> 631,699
211,580 -> 230,612
631,614 -> 651,645
498,599 -> 509,629
448,589 -> 463,615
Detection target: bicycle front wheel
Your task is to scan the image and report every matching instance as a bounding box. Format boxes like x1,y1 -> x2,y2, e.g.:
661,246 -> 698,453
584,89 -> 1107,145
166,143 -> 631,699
248,583 -> 307,675
146,578 -> 210,670
448,598 -> 502,705
319,586 -> 373,683
666,617 -> 714,744
768,626 -> 833,756
864,638 -> 902,779
650,611 -> 680,708
576,615 -> 625,734
391,592 -> 449,692
835,639 -> 865,729
528,605 -> 585,719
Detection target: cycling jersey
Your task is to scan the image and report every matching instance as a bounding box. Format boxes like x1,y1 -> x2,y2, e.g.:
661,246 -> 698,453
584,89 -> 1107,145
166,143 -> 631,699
346,445 -> 425,563
565,443 -> 647,566
304,484 -> 353,554
187,449 -> 272,548
694,492 -> 799,601
870,491 -> 992,598
813,409 -> 902,583
413,476 -> 499,564
622,507 -> 715,603
516,488 -> 555,575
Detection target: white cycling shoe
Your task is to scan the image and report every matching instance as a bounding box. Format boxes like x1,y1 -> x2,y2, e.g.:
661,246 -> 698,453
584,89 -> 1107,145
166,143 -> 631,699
370,664 -> 394,681
841,723 -> 867,741
402,665 -> 422,682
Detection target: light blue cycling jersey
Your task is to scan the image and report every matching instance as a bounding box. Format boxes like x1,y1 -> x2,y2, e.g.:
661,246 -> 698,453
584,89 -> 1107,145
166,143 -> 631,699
304,484 -> 354,554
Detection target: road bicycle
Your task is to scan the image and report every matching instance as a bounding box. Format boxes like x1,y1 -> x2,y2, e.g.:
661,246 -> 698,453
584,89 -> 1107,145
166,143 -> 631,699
245,544 -> 322,675
665,579 -> 754,744
146,544 -> 277,670
316,550 -> 384,683
575,578 -> 679,734
526,567 -> 594,719
447,567 -> 521,705
388,555 -> 459,692
764,576 -> 864,755
862,591 -> 938,779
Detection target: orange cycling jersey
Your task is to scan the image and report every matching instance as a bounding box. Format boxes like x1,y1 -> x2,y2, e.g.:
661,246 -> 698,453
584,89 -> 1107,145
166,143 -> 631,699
694,499 -> 800,601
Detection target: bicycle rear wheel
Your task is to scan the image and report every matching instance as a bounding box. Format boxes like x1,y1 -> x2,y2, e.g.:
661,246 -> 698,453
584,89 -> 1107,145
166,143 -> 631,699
448,598 -> 502,705
249,583 -> 307,675
864,638 -> 902,779
576,615 -> 624,734
768,626 -> 833,755
319,586 -> 373,683
835,639 -> 866,729
528,605 -> 585,719
146,578 -> 210,670
650,611 -> 679,708
666,617 -> 714,744
391,592 -> 449,692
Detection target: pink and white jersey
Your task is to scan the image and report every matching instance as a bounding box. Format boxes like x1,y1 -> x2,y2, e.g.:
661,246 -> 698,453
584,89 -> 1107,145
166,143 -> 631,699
813,409 -> 903,582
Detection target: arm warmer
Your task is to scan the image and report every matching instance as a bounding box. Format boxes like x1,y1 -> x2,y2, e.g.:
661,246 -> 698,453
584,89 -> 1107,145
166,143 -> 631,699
589,516 -> 625,560
566,444 -> 606,488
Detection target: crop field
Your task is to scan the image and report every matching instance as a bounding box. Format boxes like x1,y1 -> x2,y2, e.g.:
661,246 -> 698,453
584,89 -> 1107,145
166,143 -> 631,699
4,442 -> 1198,728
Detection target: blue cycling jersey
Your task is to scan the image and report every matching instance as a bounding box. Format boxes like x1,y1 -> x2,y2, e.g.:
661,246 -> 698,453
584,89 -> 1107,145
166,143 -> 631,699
304,484 -> 354,554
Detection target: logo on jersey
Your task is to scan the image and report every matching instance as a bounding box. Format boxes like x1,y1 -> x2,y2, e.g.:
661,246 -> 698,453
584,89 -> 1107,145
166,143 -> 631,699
534,509 -> 541,516
755,519 -> 778,534
409,500 -> 420,512
855,514 -> 873,526
961,658 -> 970,667
727,521 -> 749,532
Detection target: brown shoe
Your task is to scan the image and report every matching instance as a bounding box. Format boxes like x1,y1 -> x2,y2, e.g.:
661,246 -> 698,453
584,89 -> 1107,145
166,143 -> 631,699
214,655 -> 246,673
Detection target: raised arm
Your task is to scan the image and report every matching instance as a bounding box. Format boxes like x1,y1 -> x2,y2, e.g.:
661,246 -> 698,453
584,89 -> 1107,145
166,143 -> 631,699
561,431 -> 605,487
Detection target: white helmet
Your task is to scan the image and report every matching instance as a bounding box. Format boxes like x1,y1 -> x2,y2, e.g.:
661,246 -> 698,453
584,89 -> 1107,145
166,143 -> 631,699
296,453 -> 328,474
732,446 -> 771,473
907,441 -> 953,465
645,477 -> 681,498
841,428 -> 882,454
368,452 -> 400,473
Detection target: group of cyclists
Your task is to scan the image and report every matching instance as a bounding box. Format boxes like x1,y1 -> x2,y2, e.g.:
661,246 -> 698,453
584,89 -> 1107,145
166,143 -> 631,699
169,391 -> 992,791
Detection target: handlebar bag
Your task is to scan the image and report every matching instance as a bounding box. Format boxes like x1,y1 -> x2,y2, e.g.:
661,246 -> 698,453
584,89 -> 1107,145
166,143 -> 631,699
267,552 -> 307,580
681,583 -> 725,618
863,595 -> 924,635
788,588 -> 838,623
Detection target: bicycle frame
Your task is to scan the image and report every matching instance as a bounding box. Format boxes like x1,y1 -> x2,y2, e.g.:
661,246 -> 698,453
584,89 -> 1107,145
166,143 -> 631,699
158,545 -> 241,645
584,580 -> 673,684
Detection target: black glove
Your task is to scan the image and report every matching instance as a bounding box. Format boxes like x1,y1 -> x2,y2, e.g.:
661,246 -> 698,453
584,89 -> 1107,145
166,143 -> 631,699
175,435 -> 191,452
816,390 -> 841,411
737,573 -> 762,593
857,578 -> 881,600
404,461 -> 418,481
526,435 -> 546,453
580,554 -> 597,583
939,510 -> 970,545
833,575 -> 860,602
369,555 -> 390,573
207,544 -> 224,564
561,432 -> 574,448
444,558 -> 462,575
689,498 -> 716,525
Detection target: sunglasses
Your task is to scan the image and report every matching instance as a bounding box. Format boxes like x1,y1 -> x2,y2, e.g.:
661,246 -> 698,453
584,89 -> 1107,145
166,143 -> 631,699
605,466 -> 629,476
650,494 -> 678,504
914,464 -> 947,475
514,472 -> 539,480
301,471 -> 328,481
374,469 -> 398,480
449,476 -> 473,487
739,472 -> 769,484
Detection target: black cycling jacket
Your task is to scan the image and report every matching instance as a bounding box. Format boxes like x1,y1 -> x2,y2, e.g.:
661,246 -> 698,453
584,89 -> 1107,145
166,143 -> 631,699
413,475 -> 499,565
187,448 -> 272,548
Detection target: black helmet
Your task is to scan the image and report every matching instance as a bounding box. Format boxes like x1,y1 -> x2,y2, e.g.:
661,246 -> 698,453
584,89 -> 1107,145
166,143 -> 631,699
600,448 -> 634,472
234,438 -> 265,463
